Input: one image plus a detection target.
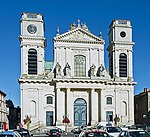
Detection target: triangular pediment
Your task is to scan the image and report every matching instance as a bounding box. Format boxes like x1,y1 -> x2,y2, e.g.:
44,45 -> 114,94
53,27 -> 104,44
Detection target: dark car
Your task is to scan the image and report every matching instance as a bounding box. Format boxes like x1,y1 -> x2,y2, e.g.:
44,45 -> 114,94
14,128 -> 31,137
47,129 -> 62,137
71,125 -> 88,135
71,127 -> 82,134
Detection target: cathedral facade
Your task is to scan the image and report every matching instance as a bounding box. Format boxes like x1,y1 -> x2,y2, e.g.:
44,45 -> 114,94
19,13 -> 136,128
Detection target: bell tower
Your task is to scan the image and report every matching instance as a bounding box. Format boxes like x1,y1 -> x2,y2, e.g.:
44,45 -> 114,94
107,20 -> 135,81
19,12 -> 46,77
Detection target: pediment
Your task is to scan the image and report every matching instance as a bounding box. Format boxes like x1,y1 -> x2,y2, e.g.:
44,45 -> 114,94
53,28 -> 104,44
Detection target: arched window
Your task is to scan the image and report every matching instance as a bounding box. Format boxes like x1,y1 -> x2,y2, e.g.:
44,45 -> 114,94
106,97 -> 112,105
119,53 -> 127,77
122,101 -> 127,116
47,96 -> 53,104
74,55 -> 86,77
30,100 -> 36,117
28,49 -> 37,75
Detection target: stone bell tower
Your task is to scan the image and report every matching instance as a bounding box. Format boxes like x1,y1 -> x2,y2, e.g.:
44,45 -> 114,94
107,20 -> 135,81
19,12 -> 46,77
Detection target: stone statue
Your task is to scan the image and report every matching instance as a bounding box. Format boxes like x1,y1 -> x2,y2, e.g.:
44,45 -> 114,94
70,22 -> 76,30
82,22 -> 89,31
90,64 -> 96,76
55,62 -> 62,76
99,64 -> 105,77
65,63 -> 71,76
56,27 -> 60,36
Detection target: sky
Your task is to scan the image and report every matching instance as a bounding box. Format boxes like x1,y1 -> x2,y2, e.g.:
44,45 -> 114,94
0,0 -> 150,106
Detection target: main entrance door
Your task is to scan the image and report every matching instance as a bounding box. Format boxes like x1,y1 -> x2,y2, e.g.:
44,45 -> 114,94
46,111 -> 53,126
74,98 -> 87,126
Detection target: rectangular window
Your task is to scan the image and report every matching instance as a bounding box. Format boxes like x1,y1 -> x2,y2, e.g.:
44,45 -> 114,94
118,21 -> 127,25
47,96 -> 53,104
27,13 -> 37,18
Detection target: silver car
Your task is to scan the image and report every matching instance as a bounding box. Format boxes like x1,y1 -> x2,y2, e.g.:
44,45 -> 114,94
118,129 -> 150,137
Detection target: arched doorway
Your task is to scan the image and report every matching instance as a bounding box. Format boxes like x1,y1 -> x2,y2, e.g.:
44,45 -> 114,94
74,98 -> 87,126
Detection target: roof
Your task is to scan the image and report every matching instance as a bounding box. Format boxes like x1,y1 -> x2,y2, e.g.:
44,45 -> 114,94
53,26 -> 105,44
44,61 -> 54,70
0,90 -> 6,97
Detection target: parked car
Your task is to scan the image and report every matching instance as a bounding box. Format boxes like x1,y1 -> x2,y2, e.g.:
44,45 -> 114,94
0,130 -> 21,137
104,126 -> 122,137
46,129 -> 62,137
71,127 -> 83,134
55,127 -> 66,134
118,129 -> 150,137
79,129 -> 112,137
14,128 -> 31,137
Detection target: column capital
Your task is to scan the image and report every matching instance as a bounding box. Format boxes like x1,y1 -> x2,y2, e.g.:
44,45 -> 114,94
66,88 -> 71,92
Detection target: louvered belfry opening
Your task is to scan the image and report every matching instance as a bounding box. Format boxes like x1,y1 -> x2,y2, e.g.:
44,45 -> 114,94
28,49 -> 37,75
119,53 -> 127,77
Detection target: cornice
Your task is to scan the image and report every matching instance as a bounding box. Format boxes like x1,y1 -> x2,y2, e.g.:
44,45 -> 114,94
19,35 -> 46,41
18,78 -> 52,84
53,39 -> 104,44
53,78 -> 136,86
18,76 -> 136,86
107,41 -> 135,51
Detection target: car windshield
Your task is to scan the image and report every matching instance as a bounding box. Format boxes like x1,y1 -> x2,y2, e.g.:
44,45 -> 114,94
129,131 -> 150,137
14,130 -> 30,137
106,127 -> 122,133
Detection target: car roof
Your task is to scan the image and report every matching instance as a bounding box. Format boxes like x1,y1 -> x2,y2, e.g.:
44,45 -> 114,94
0,131 -> 21,136
122,129 -> 145,132
0,131 -> 15,134
83,129 -> 108,133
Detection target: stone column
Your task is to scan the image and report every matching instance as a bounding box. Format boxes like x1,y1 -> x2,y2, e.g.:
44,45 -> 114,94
91,89 -> 98,125
56,88 -> 65,125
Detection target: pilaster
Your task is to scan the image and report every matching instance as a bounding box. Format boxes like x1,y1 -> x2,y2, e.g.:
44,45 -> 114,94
56,88 -> 65,125
66,88 -> 73,126
91,89 -> 98,125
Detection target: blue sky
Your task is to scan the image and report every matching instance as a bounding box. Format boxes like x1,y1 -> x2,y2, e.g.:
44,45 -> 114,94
0,0 -> 150,106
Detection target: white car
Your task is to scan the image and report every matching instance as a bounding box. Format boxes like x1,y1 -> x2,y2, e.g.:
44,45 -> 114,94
118,129 -> 150,137
104,126 -> 122,137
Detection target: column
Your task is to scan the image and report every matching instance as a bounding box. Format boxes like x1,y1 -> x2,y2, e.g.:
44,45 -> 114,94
56,88 -> 65,125
128,50 -> 133,79
91,89 -> 98,125
66,88 -> 73,126
99,49 -> 104,66
128,89 -> 134,125
54,46 -> 57,65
